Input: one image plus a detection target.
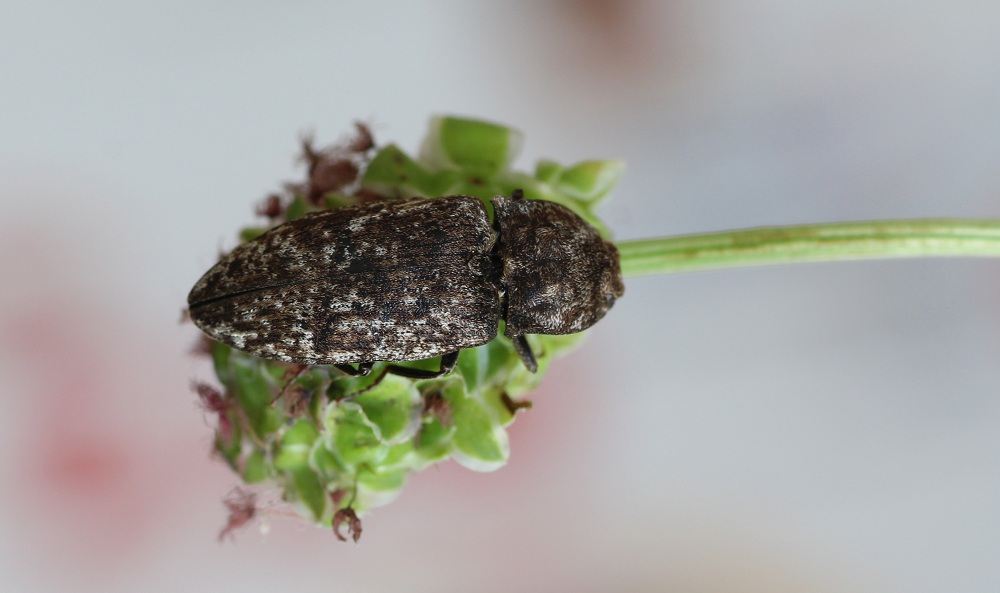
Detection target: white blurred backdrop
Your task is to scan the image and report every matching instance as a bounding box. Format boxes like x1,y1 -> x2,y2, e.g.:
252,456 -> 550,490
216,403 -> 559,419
2,1 -> 999,591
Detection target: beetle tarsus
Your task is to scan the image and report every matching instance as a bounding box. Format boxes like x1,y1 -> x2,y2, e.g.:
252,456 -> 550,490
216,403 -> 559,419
272,363 -> 310,403
500,392 -> 533,414
335,362 -> 374,376
384,351 -> 460,379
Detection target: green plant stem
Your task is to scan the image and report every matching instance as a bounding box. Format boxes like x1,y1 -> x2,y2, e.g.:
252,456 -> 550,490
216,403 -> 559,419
616,219 -> 1000,278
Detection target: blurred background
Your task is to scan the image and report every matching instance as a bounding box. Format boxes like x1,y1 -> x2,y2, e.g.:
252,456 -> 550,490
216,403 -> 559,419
2,1 -> 999,591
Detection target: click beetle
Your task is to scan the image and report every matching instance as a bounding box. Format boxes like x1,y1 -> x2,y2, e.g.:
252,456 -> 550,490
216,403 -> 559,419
187,190 -> 624,379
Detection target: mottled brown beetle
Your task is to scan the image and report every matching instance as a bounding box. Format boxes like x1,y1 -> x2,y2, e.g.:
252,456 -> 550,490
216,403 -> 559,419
188,190 -> 624,379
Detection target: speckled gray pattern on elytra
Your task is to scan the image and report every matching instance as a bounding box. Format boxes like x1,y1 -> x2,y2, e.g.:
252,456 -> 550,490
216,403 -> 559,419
188,194 -> 623,369
188,197 -> 499,364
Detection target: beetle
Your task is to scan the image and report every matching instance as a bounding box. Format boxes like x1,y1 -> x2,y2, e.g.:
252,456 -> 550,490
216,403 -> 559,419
187,190 -> 624,379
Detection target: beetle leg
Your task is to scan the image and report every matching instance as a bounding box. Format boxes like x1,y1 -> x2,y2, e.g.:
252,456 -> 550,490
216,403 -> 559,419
334,362 -> 374,376
500,392 -> 533,414
511,335 -> 538,373
384,351 -> 460,379
271,364 -> 310,404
